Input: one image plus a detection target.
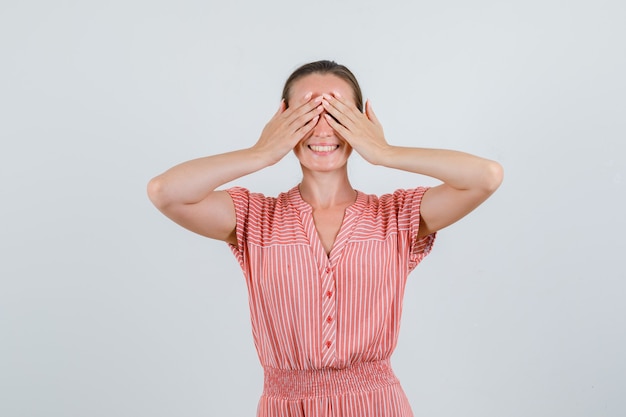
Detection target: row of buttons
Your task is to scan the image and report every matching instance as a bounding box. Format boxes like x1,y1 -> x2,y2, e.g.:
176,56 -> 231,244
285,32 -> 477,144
323,264 -> 334,351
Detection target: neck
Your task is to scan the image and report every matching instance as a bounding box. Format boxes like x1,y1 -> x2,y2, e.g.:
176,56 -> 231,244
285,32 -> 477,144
298,168 -> 355,209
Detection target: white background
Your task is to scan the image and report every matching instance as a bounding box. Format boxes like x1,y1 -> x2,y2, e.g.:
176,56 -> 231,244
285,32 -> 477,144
1,0 -> 625,416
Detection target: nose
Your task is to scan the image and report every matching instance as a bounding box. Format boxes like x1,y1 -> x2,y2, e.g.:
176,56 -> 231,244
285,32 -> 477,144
312,111 -> 334,137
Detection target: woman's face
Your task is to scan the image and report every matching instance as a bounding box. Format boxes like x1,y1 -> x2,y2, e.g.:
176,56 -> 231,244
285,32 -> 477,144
288,73 -> 356,173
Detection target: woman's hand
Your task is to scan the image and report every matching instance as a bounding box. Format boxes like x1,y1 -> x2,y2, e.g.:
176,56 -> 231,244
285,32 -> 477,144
321,92 -> 389,165
253,92 -> 324,165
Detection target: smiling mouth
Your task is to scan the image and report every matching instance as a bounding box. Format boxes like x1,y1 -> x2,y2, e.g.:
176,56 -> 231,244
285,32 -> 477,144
308,145 -> 339,153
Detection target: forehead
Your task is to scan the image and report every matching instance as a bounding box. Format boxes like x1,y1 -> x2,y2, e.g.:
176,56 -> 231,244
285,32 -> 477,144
290,73 -> 355,102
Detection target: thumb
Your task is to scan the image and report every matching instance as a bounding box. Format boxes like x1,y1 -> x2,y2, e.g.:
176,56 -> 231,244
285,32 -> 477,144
365,99 -> 380,125
276,99 -> 286,115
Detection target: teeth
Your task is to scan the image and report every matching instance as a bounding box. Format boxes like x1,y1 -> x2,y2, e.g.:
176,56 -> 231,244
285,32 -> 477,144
309,145 -> 337,153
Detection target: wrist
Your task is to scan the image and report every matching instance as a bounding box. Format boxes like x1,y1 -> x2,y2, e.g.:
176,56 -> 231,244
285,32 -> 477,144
247,144 -> 284,167
372,144 -> 399,166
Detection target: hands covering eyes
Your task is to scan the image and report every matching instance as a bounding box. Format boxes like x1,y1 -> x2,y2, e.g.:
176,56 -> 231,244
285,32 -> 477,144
254,91 -> 387,166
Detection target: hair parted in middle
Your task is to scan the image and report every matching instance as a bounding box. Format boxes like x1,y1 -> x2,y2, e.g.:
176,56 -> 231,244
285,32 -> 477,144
281,60 -> 364,112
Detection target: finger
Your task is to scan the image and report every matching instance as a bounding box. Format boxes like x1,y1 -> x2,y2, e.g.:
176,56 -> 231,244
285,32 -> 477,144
323,113 -> 350,139
331,91 -> 361,117
286,91 -> 321,113
289,114 -> 320,145
287,91 -> 320,111
286,91 -> 312,109
280,91 -> 312,119
298,114 -> 321,136
294,106 -> 324,133
321,93 -> 357,126
287,96 -> 323,128
321,99 -> 349,128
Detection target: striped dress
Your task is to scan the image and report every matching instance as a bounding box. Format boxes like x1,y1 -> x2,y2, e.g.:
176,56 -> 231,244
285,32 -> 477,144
227,185 -> 436,416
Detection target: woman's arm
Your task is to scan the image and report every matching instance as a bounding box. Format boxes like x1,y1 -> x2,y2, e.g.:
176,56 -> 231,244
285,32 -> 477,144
147,93 -> 324,242
373,146 -> 503,237
321,93 -> 503,237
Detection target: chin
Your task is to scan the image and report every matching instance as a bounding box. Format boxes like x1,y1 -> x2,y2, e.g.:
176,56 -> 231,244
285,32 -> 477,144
299,158 -> 350,173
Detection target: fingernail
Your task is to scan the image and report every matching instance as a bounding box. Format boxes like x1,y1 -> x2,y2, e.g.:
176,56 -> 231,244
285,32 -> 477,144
333,91 -> 342,98
304,92 -> 312,100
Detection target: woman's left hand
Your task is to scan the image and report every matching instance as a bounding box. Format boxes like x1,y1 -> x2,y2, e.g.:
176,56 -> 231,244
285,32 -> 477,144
321,93 -> 389,165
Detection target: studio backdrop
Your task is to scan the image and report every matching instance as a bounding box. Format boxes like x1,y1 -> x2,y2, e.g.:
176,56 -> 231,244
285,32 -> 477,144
1,1 -> 624,416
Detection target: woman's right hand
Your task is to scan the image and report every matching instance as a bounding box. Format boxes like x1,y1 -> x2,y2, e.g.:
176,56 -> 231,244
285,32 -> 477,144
147,92 -> 324,243
253,92 -> 324,165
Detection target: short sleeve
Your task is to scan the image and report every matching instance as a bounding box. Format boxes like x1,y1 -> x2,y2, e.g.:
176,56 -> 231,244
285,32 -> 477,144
392,187 -> 436,271
225,186 -> 251,269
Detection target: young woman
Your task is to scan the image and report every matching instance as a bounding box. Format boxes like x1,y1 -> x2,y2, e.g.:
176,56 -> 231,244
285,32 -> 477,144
148,60 -> 503,416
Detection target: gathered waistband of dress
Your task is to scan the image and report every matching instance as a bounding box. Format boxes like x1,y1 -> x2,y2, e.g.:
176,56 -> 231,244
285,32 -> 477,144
262,359 -> 399,400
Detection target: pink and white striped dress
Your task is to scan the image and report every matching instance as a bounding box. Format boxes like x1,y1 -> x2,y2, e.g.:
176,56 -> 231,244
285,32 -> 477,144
227,185 -> 435,416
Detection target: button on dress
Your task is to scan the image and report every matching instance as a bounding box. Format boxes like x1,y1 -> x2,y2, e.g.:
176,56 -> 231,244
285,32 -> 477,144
227,186 -> 435,416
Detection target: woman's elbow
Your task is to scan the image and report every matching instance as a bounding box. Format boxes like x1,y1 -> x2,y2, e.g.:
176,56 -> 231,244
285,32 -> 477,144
483,160 -> 504,194
147,175 -> 170,209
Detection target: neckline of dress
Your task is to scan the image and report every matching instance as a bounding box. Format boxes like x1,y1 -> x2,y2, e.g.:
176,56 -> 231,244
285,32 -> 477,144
287,185 -> 366,261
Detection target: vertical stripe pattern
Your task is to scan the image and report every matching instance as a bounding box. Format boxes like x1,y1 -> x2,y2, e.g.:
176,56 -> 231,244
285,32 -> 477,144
227,186 -> 435,416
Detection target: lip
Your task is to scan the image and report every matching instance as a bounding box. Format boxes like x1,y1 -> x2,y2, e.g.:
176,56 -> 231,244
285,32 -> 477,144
308,143 -> 340,154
